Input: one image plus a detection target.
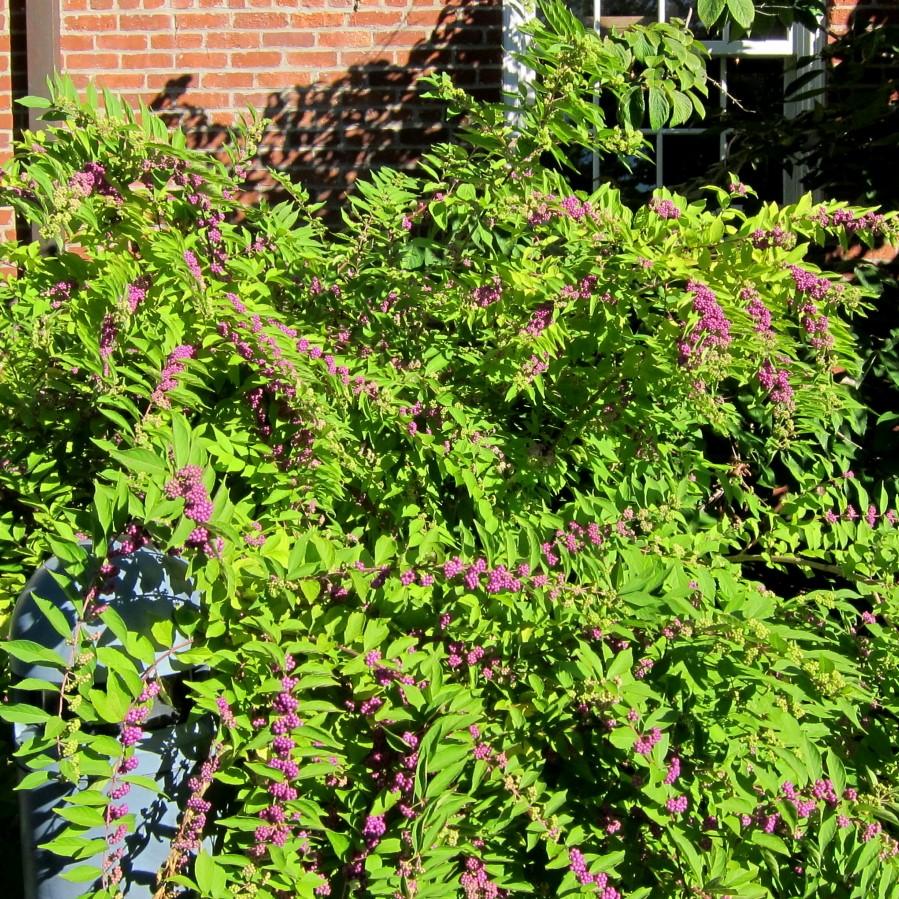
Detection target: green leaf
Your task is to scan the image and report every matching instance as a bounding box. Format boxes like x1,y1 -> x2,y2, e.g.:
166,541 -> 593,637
3,640 -> 67,668
648,88 -> 671,130
108,447 -> 168,477
193,850 -> 228,897
14,769 -> 53,790
172,412 -> 193,468
0,704 -> 53,725
727,0 -> 755,29
60,865 -> 102,884
697,0 -> 727,26
17,95 -> 52,108
54,804 -> 106,828
93,483 -> 116,537
32,595 -> 74,641
40,835 -> 108,859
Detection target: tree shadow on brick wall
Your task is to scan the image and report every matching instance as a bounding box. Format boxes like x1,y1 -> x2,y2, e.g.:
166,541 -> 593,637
149,0 -> 502,220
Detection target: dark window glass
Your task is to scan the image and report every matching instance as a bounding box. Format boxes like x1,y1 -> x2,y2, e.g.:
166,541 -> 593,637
660,132 -> 720,192
598,146 -> 657,204
726,57 -> 785,122
664,1 -> 711,38
599,0 -> 658,31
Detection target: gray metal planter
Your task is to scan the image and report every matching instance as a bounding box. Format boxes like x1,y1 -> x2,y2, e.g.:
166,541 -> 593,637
8,544 -> 213,898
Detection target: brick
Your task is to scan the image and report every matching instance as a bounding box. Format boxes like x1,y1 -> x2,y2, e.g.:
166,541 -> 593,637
229,51 -> 283,68
205,31 -> 262,49
339,49 -> 382,66
202,71 -> 256,88
123,52 -> 175,69
231,90 -> 278,109
90,0 -> 116,9
256,70 -> 315,88
317,30 -> 373,48
176,51 -> 229,68
152,32 -> 203,49
119,13 -> 174,31
351,10 -> 403,26
95,34 -> 148,51
61,34 -> 97,51
378,29 -> 433,48
174,90 -> 230,107
233,12 -> 290,29
262,31 -> 316,48
141,0 -> 168,8
66,14 -> 117,31
92,72 -> 148,90
285,50 -> 338,68
406,10 -> 443,26
452,46 -> 502,65
175,12 -> 229,30
64,52 -> 120,70
288,12 -> 347,28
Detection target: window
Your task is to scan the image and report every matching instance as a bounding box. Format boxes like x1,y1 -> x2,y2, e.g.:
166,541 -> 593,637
502,1 -> 824,203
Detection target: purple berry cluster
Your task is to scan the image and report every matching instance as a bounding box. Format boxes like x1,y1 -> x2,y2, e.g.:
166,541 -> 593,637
648,197 -> 681,220
664,755 -> 681,784
99,313 -> 117,375
559,273 -> 600,302
102,680 -> 161,887
251,655 -> 306,859
816,206 -> 887,235
568,848 -> 620,897
363,729 -> 419,821
560,195 -> 592,221
742,287 -> 774,338
522,352 -> 549,382
183,250 -> 203,281
171,753 -> 220,863
633,727 -> 662,756
460,856 -> 506,899
758,359 -> 794,406
788,264 -> 832,301
164,465 -> 221,556
750,226 -> 792,249
472,277 -> 503,308
521,303 -> 553,337
69,162 -> 120,200
125,276 -> 150,314
677,280 -> 732,366
47,280 -> 73,309
151,345 -> 196,408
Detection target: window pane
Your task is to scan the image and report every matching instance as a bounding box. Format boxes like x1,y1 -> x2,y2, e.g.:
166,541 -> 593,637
664,1 -> 711,38
598,147 -> 658,204
564,145 -> 599,193
660,132 -> 720,193
726,57 -> 784,121
566,0 -> 595,29
742,1 -> 789,39
599,0 -> 658,31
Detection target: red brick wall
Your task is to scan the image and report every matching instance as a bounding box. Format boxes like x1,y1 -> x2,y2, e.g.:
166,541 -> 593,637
0,2 -> 11,241
0,0 -> 893,233
0,0 -> 24,240
51,0 -> 501,208
828,0 -> 897,38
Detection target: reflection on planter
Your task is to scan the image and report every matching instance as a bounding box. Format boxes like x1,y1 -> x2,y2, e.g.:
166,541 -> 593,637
8,545 -> 213,899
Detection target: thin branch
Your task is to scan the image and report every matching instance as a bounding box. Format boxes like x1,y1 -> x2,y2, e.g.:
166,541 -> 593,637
728,552 -> 881,585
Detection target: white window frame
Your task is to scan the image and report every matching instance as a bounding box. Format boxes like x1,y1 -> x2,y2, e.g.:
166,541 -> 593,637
501,1 -> 825,202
